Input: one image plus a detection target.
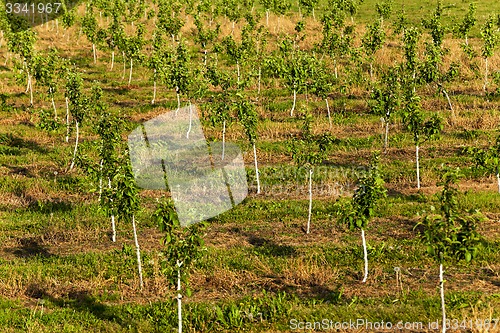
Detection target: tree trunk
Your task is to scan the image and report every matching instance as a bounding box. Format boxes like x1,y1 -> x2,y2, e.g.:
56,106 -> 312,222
384,118 -> 389,153
266,10 -> 269,26
152,70 -> 157,105
441,88 -> 454,122
483,57 -> 488,93
122,52 -> 126,80
132,214 -> 143,290
98,159 -> 103,201
176,260 -> 183,333
306,168 -> 313,234
440,263 -> 446,333
253,143 -> 261,194
334,59 -> 338,79
92,43 -> 96,64
175,88 -> 180,114
326,98 -> 332,129
69,120 -> 79,170
186,102 -> 192,139
496,172 -> 500,193
110,50 -> 114,70
65,97 -> 70,143
222,119 -> 226,160
416,144 -> 421,189
128,58 -> 133,86
361,228 -> 368,283
50,88 -> 57,120
236,60 -> 240,84
108,178 -> 116,242
257,67 -> 261,96
290,89 -> 297,117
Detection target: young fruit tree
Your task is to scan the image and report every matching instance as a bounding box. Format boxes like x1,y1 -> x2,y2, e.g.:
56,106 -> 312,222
114,153 -> 144,290
65,70 -> 87,171
339,152 -> 387,283
369,66 -> 401,153
236,97 -> 261,194
154,199 -> 207,333
415,168 -> 484,333
402,90 -> 442,189
287,109 -> 334,234
361,19 -> 386,79
480,15 -> 499,93
466,133 -> 500,193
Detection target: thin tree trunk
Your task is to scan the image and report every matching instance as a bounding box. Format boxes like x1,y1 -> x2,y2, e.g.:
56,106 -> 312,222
334,59 -> 338,79
109,178 -> 116,242
29,74 -> 33,106
128,59 -> 133,86
483,58 -> 488,93
370,62 -> 373,79
361,228 -> 368,283
110,50 -> 114,70
236,60 -> 240,84
222,119 -> 226,160
132,214 -> 143,290
98,159 -> 103,201
92,43 -> 96,64
253,143 -> 261,194
65,97 -> 70,143
384,118 -> 389,153
175,87 -> 180,114
122,52 -> 126,80
257,67 -> 261,96
416,144 -> 420,189
440,263 -> 446,333
306,168 -> 313,234
152,70 -> 157,104
441,88 -> 454,121
326,98 -> 332,129
186,102 -> 192,139
266,10 -> 269,26
51,92 -> 57,120
290,89 -> 297,117
176,260 -> 183,333
496,172 -> 500,193
69,120 -> 79,170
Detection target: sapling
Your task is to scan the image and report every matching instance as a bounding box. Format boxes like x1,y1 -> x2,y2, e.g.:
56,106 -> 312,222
154,199 -> 207,333
65,71 -> 86,171
236,97 -> 261,194
466,133 -> 500,193
480,15 -> 499,93
453,3 -> 476,47
402,90 -> 442,189
288,110 -> 333,234
362,19 -> 386,79
114,153 -> 143,290
415,168 -> 483,333
339,152 -> 386,282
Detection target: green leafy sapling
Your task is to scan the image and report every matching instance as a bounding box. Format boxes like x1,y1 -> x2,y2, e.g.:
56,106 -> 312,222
402,90 -> 442,189
415,168 -> 484,333
288,108 -> 334,234
339,152 -> 387,282
362,19 -> 386,79
154,199 -> 207,333
114,153 -> 143,290
65,70 -> 86,171
236,97 -> 261,194
480,15 -> 499,93
467,133 -> 500,193
453,3 -> 476,47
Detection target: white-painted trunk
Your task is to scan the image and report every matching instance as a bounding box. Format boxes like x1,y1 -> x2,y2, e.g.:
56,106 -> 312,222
175,88 -> 180,114
122,52 -> 126,80
92,43 -> 96,64
236,60 -> 240,84
334,59 -> 338,79
361,228 -> 368,283
253,143 -> 261,194
266,10 -> 269,26
98,159 -> 103,201
128,59 -> 133,86
290,89 -> 297,117
110,50 -> 114,70
176,260 -> 183,333
132,215 -> 143,290
257,67 -> 261,95
152,70 -> 157,105
483,58 -> 488,93
384,119 -> 389,152
65,97 -> 69,143
29,75 -> 33,106
69,120 -> 79,170
51,94 -> 57,120
306,169 -> 313,234
440,263 -> 446,333
416,144 -> 421,189
222,120 -> 226,160
186,102 -> 192,139
108,178 -> 116,242
326,98 -> 332,129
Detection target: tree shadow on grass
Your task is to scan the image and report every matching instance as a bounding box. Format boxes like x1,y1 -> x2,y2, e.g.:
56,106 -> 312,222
25,285 -> 132,328
6,237 -> 52,258
246,235 -> 297,257
0,133 -> 49,154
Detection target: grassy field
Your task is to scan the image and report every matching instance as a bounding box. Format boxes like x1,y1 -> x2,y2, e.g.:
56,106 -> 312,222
1,0 -> 500,332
